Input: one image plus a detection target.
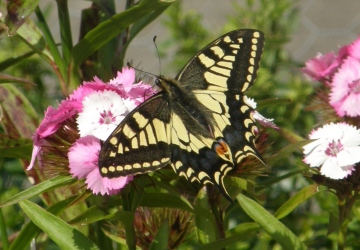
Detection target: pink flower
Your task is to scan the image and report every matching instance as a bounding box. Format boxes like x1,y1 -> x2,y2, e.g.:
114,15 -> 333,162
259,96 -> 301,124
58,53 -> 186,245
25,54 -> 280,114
302,52 -> 339,81
27,67 -> 154,195
68,136 -> 132,195
76,90 -> 136,141
27,100 -> 82,169
329,57 -> 360,117
28,67 -> 154,170
109,67 -> 156,105
245,97 -> 278,130
303,123 -> 360,179
347,35 -> 360,60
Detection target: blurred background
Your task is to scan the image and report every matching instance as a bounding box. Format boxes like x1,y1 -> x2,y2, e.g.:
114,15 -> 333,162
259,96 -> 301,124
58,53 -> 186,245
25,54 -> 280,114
38,0 -> 360,75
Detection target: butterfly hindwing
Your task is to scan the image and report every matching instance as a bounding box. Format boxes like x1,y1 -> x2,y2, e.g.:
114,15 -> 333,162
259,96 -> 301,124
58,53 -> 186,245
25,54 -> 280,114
168,101 -> 234,196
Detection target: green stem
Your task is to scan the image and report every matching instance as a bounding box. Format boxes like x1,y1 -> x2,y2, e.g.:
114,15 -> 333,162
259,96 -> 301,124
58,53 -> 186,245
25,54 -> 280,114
207,185 -> 225,240
0,207 -> 9,250
337,190 -> 359,249
337,218 -> 348,250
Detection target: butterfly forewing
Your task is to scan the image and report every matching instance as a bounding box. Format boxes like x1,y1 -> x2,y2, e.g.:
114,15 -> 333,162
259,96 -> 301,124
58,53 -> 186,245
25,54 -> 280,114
98,94 -> 172,177
176,29 -> 264,93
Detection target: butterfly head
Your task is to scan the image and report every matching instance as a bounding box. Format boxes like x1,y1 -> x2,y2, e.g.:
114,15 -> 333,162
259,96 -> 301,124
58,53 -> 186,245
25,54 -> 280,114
155,75 -> 178,94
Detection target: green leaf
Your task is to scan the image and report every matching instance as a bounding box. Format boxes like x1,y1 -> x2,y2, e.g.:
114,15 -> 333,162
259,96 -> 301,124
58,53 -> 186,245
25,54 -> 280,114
0,175 -> 76,207
9,196 -> 79,250
139,193 -> 194,212
73,0 -> 174,66
274,184 -> 319,219
226,222 -> 260,237
102,228 -> 128,247
257,168 -> 308,191
266,139 -> 313,165
118,1 -> 173,66
16,19 -> 53,61
0,207 -> 9,249
328,211 -> 340,235
197,235 -> 254,250
149,220 -> 169,250
194,195 -> 217,244
257,98 -> 291,109
56,0 -> 73,65
0,73 -> 36,85
0,84 -> 38,138
116,210 -> 136,250
19,200 -> 99,250
3,0 -> 40,35
0,136 -> 32,159
277,127 -> 307,143
237,193 -> 307,250
35,7 -> 66,79
68,205 -> 108,225
0,51 -> 36,71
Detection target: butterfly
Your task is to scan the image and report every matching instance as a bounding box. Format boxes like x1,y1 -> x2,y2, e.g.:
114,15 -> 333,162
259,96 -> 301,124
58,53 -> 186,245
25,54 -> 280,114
98,29 -> 265,202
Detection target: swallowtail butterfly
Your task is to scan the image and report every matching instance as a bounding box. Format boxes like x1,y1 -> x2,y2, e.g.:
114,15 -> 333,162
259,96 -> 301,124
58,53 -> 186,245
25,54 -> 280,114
98,29 -> 265,202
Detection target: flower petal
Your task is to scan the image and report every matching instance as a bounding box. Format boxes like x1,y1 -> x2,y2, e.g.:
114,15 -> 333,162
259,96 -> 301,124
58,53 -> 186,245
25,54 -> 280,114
68,136 -> 100,179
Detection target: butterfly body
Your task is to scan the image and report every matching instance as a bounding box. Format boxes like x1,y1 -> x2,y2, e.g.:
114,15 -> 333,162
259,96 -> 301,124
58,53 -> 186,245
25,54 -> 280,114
98,29 -> 265,201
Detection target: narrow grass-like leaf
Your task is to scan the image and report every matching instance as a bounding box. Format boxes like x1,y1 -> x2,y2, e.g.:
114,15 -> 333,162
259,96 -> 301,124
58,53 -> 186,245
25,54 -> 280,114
196,235 -> 254,250
149,220 -> 169,250
19,200 -> 99,250
256,98 -> 291,109
274,184 -> 319,219
256,168 -> 308,190
139,193 -> 194,212
102,228 -> 128,247
226,222 -> 260,237
278,127 -> 307,143
0,51 -> 36,71
266,139 -> 312,165
73,0 -> 174,66
68,205 -> 108,225
0,175 -> 76,207
0,136 -> 32,159
56,0 -> 73,65
0,84 -> 38,138
35,7 -> 66,79
0,208 -> 9,249
237,193 -> 307,250
0,73 -> 36,86
16,19 -> 53,61
9,196 -> 79,250
0,145 -> 32,159
118,1 -> 173,65
194,196 -> 216,244
4,0 -> 40,34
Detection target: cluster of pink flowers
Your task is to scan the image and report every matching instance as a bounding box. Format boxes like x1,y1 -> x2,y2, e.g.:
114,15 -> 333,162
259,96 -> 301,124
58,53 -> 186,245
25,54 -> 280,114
302,36 -> 360,179
303,37 -> 360,117
28,68 -> 154,195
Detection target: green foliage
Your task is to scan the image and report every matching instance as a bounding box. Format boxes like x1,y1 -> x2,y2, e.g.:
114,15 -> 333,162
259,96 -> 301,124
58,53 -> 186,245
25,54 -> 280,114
0,0 -> 358,249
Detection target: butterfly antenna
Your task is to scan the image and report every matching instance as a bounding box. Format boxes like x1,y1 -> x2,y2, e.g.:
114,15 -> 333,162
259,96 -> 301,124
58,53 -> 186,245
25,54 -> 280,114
153,36 -> 162,76
127,62 -> 158,78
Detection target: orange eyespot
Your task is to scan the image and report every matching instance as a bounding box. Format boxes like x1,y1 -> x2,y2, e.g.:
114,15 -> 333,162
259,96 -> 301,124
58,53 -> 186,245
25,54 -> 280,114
215,140 -> 231,160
